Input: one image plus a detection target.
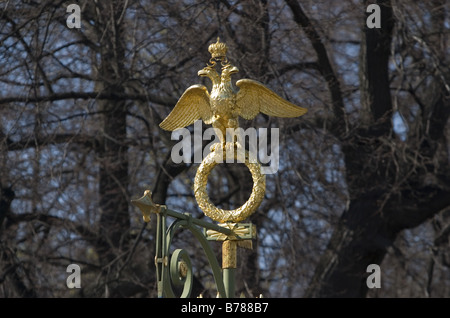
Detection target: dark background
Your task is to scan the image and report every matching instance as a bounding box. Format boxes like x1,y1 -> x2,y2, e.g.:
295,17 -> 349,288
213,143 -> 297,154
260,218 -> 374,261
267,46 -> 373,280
0,0 -> 449,298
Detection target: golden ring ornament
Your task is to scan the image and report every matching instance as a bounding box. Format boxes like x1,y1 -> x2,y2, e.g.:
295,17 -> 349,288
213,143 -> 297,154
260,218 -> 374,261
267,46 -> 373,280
159,38 -> 307,223
194,142 -> 266,223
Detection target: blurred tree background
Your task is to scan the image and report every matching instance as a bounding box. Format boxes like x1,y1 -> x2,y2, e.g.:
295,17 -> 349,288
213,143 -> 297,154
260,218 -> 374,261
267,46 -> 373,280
0,0 -> 449,297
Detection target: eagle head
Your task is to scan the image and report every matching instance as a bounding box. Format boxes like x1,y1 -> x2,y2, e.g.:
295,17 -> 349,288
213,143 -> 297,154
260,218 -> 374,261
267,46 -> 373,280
198,66 -> 220,86
222,64 -> 239,78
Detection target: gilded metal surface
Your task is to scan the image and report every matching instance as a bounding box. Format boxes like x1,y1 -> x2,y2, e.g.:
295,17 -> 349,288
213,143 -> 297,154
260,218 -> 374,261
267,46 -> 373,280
131,190 -> 162,222
205,223 -> 256,241
194,146 -> 266,223
208,37 -> 228,60
222,240 -> 237,269
159,38 -> 308,139
159,38 -> 307,223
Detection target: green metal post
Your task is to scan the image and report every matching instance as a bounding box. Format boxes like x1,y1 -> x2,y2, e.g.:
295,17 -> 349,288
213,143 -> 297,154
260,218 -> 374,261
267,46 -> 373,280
222,240 -> 237,298
223,268 -> 235,298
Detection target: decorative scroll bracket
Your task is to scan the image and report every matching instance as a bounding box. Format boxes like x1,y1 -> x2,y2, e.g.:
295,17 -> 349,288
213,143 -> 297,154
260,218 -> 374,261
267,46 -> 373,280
132,190 -> 255,298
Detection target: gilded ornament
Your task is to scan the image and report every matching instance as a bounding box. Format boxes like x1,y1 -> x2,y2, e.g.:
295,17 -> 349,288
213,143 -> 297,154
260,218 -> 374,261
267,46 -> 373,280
159,38 -> 307,223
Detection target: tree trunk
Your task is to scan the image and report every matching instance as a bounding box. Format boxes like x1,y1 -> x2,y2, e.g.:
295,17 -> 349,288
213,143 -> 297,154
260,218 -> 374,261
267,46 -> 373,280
95,1 -> 130,264
359,0 -> 394,129
305,0 -> 450,297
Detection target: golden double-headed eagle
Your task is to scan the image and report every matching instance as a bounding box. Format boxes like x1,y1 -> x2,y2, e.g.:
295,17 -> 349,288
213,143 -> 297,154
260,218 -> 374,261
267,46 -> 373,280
159,38 -> 307,138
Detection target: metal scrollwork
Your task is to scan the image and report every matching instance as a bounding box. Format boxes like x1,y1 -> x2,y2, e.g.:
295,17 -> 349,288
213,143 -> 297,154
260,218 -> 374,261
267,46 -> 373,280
132,189 -> 259,298
168,249 -> 193,298
132,191 -> 234,298
157,212 -> 228,298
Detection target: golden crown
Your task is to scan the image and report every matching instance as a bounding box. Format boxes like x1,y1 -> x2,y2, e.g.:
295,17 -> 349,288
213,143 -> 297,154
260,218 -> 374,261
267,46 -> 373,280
208,37 -> 228,60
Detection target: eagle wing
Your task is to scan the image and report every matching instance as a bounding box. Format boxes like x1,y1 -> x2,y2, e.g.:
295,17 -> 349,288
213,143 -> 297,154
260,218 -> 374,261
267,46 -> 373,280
236,79 -> 307,120
159,84 -> 212,131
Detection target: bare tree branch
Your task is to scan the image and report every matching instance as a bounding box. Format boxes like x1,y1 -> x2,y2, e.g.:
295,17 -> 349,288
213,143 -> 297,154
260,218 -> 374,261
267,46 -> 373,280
0,91 -> 177,107
285,0 -> 348,136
